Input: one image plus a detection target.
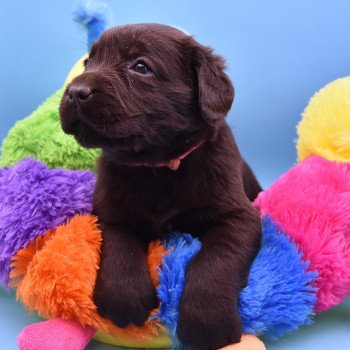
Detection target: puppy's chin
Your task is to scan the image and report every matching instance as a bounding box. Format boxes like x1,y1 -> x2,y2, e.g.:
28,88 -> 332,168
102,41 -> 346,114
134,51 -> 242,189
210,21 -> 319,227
61,119 -> 113,149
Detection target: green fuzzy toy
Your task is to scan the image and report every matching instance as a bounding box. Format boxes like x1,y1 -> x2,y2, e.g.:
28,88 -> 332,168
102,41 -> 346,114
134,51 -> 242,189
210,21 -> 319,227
0,89 -> 100,170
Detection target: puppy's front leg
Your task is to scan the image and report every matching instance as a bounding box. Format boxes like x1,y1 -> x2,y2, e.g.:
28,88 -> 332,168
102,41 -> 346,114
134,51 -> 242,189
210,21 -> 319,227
177,214 -> 261,350
93,222 -> 158,327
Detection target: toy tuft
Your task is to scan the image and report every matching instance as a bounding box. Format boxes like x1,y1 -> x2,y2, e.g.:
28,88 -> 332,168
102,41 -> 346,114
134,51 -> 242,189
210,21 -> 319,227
73,0 -> 112,49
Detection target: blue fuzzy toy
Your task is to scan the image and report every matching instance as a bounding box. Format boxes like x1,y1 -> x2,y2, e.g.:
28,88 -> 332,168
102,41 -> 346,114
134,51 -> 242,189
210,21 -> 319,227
156,218 -> 317,347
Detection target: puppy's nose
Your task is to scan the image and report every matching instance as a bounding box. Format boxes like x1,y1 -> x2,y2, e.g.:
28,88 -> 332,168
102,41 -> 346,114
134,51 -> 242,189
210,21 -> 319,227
67,84 -> 92,102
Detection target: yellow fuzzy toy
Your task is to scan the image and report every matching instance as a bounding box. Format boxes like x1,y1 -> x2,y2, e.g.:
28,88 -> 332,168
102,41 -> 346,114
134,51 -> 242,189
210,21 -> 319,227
63,55 -> 87,89
297,76 -> 350,163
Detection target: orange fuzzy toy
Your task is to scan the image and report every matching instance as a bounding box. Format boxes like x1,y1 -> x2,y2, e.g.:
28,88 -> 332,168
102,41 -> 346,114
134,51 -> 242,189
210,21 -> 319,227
10,215 -> 167,346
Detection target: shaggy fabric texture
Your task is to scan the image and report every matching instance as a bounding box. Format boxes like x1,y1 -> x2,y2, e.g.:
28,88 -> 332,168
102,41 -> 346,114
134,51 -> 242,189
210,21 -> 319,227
0,158 -> 95,286
297,76 -> 350,163
17,318 -> 95,350
238,217 -> 316,340
0,89 -> 100,170
10,214 -> 166,346
156,234 -> 202,347
254,155 -> 350,312
9,213 -> 316,348
157,219 -> 316,346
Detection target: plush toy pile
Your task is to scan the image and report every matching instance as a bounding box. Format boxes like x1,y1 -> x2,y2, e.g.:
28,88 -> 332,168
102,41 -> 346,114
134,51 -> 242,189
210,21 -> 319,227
1,3 -> 350,350
1,58 -> 350,349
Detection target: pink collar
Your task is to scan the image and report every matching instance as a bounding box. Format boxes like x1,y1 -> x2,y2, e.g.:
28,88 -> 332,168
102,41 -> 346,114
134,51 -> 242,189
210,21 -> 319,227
130,140 -> 205,171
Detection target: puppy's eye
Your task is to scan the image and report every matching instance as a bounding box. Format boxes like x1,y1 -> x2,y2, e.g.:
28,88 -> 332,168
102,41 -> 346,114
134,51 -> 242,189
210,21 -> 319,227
132,61 -> 150,74
83,58 -> 89,67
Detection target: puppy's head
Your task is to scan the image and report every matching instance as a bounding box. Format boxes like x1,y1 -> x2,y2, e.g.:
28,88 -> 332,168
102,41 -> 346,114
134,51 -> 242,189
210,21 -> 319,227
59,23 -> 234,164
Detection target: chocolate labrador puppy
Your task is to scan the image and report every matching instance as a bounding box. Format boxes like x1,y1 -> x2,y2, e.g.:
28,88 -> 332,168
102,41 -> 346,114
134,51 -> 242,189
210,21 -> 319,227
60,23 -> 262,350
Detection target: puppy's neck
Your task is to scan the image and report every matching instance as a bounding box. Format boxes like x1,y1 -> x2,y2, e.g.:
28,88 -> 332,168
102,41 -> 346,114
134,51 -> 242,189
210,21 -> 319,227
129,140 -> 205,171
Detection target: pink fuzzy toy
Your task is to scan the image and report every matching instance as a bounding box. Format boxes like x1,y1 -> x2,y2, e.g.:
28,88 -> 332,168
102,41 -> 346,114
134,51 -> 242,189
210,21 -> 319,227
255,155 -> 350,312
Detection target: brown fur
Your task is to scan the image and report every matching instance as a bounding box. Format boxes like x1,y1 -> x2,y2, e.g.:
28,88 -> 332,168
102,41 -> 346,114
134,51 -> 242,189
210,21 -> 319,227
59,23 -> 262,350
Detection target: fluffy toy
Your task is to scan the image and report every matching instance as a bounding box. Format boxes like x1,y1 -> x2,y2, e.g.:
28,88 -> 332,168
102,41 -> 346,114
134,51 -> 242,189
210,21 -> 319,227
297,76 -> 350,164
1,73 -> 350,349
0,89 -> 99,170
1,159 -> 317,348
1,2 -> 350,349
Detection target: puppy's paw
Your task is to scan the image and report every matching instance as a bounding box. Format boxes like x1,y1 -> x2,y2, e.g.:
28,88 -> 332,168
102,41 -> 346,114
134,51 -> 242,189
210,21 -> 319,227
93,270 -> 158,328
177,290 -> 242,350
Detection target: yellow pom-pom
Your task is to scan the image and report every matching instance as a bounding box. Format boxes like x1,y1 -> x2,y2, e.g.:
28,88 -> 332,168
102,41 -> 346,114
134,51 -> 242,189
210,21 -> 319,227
63,54 -> 88,88
297,76 -> 350,163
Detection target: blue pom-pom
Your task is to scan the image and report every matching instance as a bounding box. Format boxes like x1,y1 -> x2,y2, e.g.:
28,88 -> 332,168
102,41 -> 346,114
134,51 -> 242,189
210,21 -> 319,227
73,0 -> 112,49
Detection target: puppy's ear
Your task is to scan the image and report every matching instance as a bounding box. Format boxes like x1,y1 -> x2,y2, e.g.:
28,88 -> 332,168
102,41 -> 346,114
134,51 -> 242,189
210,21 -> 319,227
194,45 -> 234,125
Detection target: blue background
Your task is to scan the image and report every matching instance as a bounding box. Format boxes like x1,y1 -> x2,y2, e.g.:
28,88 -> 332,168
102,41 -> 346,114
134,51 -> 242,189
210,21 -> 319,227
1,0 -> 350,349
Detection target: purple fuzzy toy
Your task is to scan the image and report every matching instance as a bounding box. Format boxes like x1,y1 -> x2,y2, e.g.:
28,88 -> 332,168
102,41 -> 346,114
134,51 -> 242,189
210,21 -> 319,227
0,158 -> 95,286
